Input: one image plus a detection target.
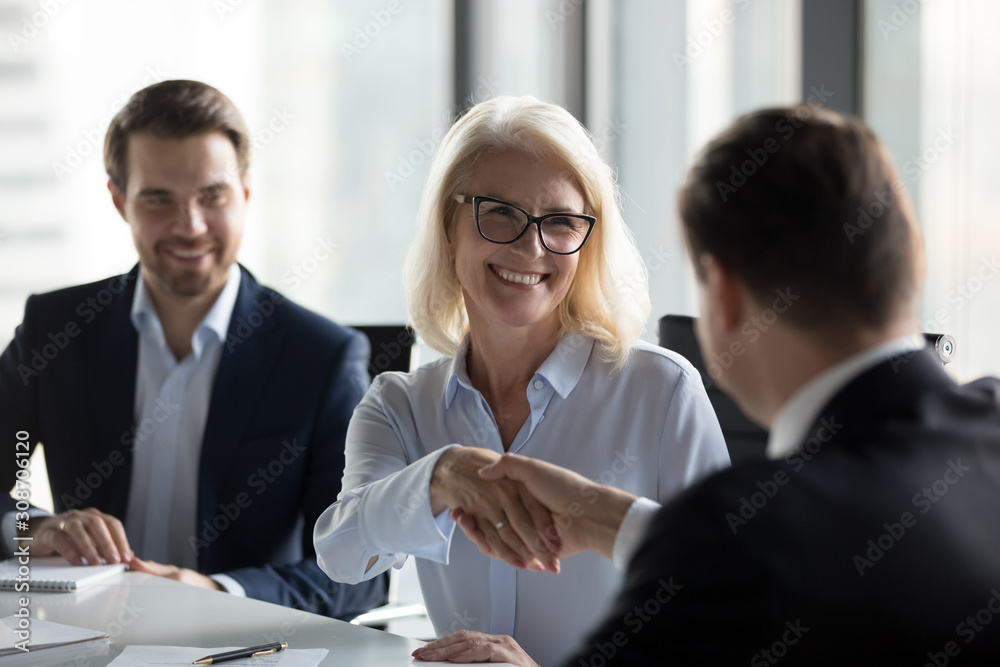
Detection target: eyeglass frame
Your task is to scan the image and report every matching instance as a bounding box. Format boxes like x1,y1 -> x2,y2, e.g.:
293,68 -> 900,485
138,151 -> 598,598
452,194 -> 597,255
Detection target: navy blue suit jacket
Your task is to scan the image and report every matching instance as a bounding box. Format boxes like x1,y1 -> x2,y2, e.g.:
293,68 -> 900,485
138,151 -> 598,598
0,265 -> 386,619
565,349 -> 1000,664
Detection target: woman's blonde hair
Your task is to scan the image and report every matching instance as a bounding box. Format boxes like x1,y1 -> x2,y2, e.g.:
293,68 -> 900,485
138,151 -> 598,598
404,95 -> 650,368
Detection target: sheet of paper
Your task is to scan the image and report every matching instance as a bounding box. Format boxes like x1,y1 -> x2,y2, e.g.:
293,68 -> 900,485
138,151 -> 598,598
107,645 -> 329,667
0,615 -> 109,654
0,615 -> 110,666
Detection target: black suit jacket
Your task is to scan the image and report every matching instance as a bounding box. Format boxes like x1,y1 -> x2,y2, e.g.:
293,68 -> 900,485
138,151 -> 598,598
0,265 -> 386,619
567,349 -> 1000,665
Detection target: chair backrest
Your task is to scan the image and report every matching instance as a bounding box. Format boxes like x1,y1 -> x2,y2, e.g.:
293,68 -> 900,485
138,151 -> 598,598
352,325 -> 415,378
657,315 -> 956,465
658,315 -> 768,465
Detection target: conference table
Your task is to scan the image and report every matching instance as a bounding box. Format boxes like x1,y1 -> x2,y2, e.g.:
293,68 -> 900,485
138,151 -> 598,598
0,572 -> 511,666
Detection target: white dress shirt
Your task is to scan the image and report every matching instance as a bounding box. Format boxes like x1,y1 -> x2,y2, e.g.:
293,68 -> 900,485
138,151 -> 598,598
313,333 -> 729,667
612,334 -> 929,568
126,265 -> 242,593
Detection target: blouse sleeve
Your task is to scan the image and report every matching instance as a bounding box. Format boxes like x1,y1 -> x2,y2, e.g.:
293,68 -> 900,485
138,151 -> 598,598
612,364 -> 729,571
313,375 -> 460,585
657,367 -> 731,503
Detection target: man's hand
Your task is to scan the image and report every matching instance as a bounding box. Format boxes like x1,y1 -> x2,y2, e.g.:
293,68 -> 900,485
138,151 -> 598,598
412,630 -> 539,667
451,453 -> 638,567
127,558 -> 223,590
28,508 -> 133,566
429,446 -> 559,573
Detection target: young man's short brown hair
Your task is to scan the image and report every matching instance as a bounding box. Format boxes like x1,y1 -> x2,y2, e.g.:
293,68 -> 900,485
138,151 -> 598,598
678,106 -> 923,342
104,79 -> 250,192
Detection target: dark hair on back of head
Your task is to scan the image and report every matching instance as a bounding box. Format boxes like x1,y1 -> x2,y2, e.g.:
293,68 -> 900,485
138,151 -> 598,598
678,106 -> 922,343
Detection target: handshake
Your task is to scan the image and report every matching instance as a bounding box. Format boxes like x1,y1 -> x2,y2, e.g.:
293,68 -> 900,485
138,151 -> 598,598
429,445 -> 641,574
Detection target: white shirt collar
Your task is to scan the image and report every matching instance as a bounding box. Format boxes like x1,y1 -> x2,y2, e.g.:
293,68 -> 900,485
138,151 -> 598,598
766,334 -> 927,459
444,333 -> 594,407
130,264 -> 242,358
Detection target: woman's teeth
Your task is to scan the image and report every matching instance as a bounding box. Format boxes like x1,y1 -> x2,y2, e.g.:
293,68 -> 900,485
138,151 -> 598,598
495,267 -> 542,285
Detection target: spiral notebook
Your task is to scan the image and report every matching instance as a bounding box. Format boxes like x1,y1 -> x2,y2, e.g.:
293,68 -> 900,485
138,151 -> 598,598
0,557 -> 126,592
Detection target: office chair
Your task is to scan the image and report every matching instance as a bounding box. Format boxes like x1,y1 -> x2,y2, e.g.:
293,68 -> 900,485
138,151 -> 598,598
658,315 -> 768,465
352,325 -> 415,378
657,315 -> 956,466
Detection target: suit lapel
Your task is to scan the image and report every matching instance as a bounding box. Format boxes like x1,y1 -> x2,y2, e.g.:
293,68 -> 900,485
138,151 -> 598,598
197,266 -> 285,567
90,266 -> 140,517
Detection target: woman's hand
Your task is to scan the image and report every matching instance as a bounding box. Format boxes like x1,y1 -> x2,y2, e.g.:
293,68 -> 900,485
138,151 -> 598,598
429,446 -> 560,572
412,630 -> 539,666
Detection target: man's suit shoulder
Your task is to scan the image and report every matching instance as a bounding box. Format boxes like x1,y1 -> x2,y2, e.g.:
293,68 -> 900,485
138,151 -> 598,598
655,367 -> 1000,528
239,277 -> 365,357
21,272 -> 136,328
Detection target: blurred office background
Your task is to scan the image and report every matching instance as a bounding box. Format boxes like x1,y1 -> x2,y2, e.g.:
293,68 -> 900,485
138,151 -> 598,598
2,0 -> 998,382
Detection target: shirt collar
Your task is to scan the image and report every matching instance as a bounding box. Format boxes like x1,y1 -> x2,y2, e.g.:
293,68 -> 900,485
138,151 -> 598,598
130,264 -> 242,359
200,264 -> 242,343
444,336 -> 474,408
534,333 -> 593,398
443,332 -> 594,408
767,334 -> 927,460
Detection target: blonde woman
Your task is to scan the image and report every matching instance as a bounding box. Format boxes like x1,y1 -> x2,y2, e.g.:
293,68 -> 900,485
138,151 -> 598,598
314,96 -> 729,666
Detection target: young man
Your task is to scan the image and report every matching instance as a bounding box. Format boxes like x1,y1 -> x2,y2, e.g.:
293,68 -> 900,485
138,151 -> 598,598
430,107 -> 1000,663
0,80 -> 385,619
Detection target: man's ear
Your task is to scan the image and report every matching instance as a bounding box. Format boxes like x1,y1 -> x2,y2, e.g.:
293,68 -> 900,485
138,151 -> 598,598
241,173 -> 251,203
700,254 -> 747,335
108,180 -> 128,221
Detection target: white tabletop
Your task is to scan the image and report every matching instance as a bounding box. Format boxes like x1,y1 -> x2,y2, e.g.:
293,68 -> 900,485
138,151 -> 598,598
0,572 -> 481,666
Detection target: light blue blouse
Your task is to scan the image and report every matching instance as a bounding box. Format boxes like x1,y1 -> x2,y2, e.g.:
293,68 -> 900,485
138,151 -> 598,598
314,333 -> 729,666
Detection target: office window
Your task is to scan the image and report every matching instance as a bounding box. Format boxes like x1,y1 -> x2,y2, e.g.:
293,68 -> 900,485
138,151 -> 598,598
256,1 -> 452,325
865,0 -> 1000,380
598,0 -> 801,338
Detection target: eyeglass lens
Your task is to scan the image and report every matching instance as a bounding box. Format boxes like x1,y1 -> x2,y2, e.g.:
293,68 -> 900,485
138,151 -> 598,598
477,200 -> 590,253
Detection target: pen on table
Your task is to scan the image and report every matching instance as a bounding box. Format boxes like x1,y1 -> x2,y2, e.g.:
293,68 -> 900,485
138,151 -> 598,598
192,642 -> 288,664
